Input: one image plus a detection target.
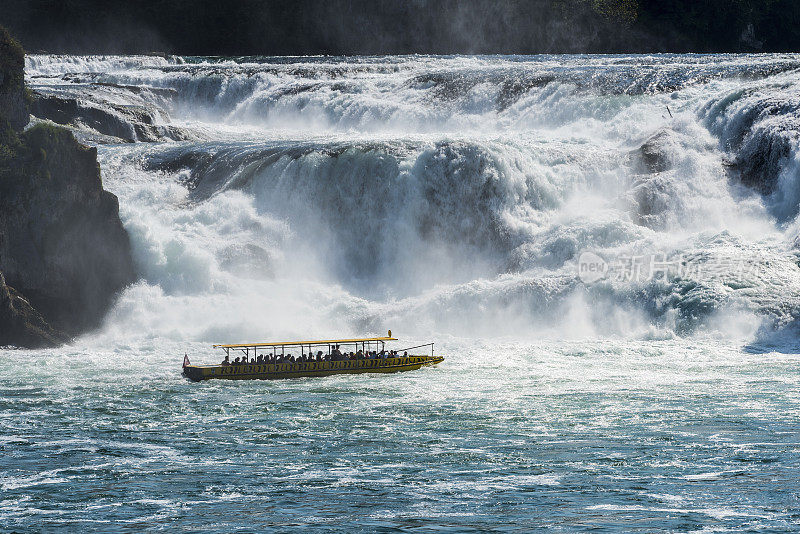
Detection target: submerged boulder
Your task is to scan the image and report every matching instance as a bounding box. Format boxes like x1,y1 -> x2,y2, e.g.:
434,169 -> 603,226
632,129 -> 675,174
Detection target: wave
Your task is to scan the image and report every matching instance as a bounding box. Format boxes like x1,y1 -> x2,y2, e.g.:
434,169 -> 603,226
25,54 -> 178,76
701,78 -> 800,223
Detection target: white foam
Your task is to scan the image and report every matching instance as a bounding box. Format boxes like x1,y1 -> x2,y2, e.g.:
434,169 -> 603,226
19,54 -> 800,344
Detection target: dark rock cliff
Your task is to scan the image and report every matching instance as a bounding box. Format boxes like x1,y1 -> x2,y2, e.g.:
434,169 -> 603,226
0,28 -> 27,131
0,27 -> 135,347
0,271 -> 67,347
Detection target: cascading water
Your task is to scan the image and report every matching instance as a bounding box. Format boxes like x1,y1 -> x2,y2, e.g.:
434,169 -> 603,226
24,53 -> 800,341
3,54 -> 800,531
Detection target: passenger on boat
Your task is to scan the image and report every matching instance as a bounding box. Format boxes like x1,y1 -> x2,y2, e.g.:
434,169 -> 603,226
403,351 -> 408,357
222,354 -> 230,365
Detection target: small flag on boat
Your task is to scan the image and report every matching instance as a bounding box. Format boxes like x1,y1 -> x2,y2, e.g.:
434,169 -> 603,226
183,354 -> 190,367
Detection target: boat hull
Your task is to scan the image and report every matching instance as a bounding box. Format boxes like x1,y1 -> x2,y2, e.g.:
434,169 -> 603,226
183,355 -> 444,382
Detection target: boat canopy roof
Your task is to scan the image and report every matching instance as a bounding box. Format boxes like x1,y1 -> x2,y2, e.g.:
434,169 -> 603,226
213,333 -> 397,349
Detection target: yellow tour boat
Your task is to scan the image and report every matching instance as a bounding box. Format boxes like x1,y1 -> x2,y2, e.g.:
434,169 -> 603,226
182,331 -> 443,382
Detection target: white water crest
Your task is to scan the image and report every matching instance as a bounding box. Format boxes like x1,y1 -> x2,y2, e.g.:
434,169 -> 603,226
22,53 -> 800,346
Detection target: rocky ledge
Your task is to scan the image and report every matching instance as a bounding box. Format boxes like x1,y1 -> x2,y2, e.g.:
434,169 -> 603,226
30,92 -> 196,143
0,27 -> 135,348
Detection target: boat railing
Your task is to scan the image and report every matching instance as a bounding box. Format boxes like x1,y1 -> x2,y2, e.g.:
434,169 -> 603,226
395,342 -> 435,358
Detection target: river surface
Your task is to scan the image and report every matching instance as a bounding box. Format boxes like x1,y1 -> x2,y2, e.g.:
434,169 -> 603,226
3,54 -> 800,531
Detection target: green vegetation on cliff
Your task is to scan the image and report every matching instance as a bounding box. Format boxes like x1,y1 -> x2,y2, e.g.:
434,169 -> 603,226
0,27 -> 25,192
1,122 -> 91,193
0,27 -> 28,132
0,26 -> 23,87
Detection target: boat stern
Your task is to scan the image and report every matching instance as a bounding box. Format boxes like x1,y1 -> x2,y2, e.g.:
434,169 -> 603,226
182,365 -> 204,382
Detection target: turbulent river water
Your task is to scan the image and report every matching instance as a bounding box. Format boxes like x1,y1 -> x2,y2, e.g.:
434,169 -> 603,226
3,54 -> 800,531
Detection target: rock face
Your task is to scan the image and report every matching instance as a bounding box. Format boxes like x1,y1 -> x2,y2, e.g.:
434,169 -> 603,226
0,272 -> 67,347
30,93 -> 196,143
0,124 -> 136,334
0,27 -> 135,347
0,28 -> 27,132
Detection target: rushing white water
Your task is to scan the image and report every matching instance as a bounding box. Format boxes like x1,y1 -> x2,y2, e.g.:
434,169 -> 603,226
22,53 -> 800,345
